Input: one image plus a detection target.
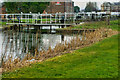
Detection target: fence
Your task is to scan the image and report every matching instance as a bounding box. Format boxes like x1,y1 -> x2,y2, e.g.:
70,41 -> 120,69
0,12 -> 119,25
0,12 -> 77,25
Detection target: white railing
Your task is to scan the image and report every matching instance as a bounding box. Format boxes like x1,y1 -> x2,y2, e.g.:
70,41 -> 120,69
0,12 -> 119,25
0,12 -> 76,25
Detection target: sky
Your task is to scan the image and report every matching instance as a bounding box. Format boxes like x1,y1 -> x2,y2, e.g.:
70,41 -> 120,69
73,0 -> 119,10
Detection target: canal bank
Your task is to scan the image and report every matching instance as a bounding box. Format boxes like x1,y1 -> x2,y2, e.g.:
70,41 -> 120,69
1,27 -> 118,72
56,20 -> 119,32
1,19 -> 117,77
2,33 -> 118,78
56,29 -> 96,34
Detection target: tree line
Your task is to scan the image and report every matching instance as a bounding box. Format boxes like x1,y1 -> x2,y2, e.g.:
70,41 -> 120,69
4,2 -> 49,13
74,2 -> 99,13
4,2 -> 98,13
85,2 -> 98,12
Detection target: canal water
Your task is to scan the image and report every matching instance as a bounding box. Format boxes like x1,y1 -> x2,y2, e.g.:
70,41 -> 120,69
0,26 -> 82,62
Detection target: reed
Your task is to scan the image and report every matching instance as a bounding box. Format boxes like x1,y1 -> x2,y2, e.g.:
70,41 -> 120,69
1,28 -> 118,72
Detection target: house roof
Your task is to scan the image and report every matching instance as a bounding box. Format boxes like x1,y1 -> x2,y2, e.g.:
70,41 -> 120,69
102,2 -> 120,7
103,2 -> 112,6
113,2 -> 120,5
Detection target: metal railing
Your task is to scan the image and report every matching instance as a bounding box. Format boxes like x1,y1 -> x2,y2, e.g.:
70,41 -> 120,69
0,12 -> 76,25
0,12 -> 119,25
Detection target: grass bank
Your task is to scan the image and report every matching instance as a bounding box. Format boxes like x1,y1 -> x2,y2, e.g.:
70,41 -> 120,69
0,22 -> 7,25
59,20 -> 119,31
3,34 -> 118,78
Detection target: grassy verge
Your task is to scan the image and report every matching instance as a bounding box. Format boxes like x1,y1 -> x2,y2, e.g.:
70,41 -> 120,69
0,18 -> 57,26
3,34 -> 118,78
10,18 -> 57,23
59,20 -> 119,31
0,22 -> 7,25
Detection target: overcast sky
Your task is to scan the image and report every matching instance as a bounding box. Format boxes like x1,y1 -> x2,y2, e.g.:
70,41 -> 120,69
73,0 -> 119,10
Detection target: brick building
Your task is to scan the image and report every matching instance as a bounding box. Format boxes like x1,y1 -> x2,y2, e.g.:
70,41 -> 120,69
45,0 -> 74,13
101,2 -> 120,12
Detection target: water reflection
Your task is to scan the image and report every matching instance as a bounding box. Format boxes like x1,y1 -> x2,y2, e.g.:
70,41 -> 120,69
0,28 -> 82,61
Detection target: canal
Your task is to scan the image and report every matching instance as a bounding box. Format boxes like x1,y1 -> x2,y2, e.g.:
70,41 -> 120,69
0,26 -> 82,63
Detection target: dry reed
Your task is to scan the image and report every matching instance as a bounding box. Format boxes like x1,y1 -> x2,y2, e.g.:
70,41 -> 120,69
2,28 -> 118,72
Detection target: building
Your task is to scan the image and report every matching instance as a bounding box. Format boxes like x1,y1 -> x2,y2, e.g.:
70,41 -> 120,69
101,2 -> 111,12
101,2 -> 120,12
0,3 -> 6,14
44,0 -> 74,13
111,2 -> 120,12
